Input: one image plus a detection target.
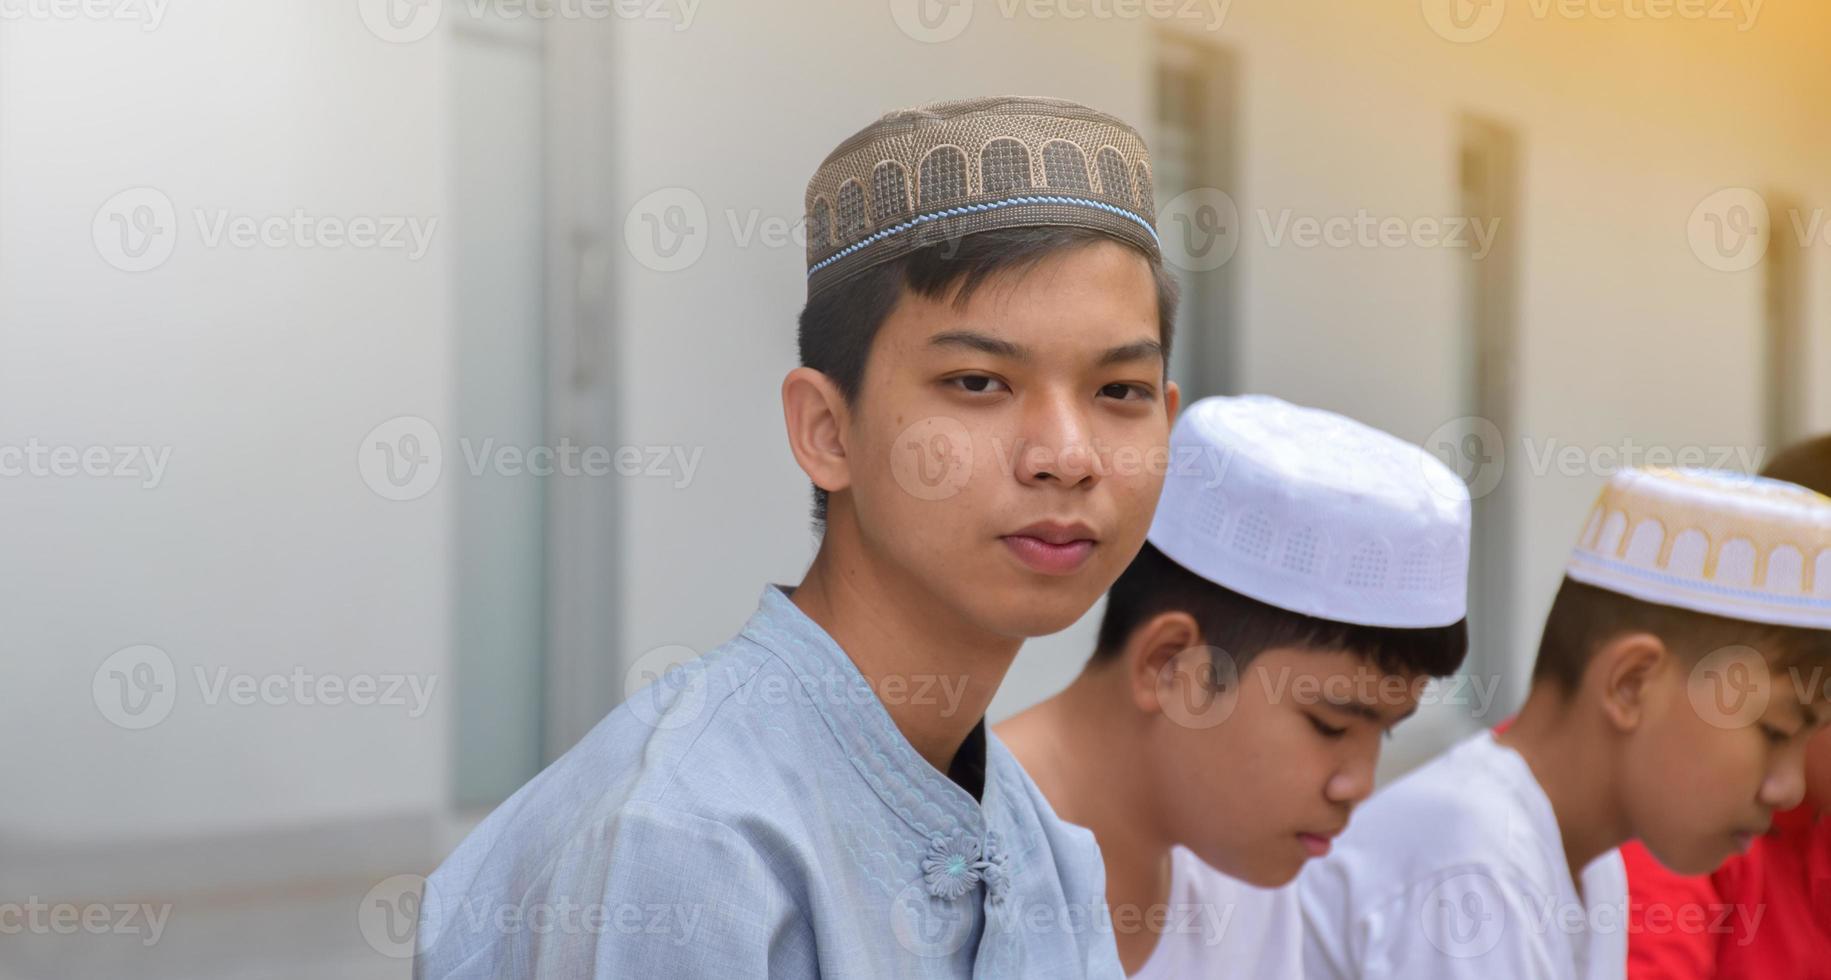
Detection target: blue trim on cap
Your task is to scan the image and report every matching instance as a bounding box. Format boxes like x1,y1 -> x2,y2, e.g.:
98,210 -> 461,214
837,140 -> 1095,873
806,194 -> 1161,279
1568,551 -> 1831,610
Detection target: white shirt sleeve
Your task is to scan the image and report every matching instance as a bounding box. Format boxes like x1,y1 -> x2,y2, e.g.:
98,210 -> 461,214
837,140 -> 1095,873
1303,862 -> 1563,980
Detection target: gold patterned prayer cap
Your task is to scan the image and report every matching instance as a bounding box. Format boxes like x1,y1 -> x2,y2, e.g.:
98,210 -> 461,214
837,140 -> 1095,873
1565,467 -> 1831,629
803,95 -> 1161,298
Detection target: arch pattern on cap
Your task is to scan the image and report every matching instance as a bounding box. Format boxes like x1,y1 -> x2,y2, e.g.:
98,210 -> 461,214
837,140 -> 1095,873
803,96 -> 1162,295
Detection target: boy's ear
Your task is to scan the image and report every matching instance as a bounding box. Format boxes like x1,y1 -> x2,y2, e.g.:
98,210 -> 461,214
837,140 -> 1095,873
1592,631 -> 1668,732
781,367 -> 852,496
1128,610 -> 1207,714
1163,379 -> 1181,420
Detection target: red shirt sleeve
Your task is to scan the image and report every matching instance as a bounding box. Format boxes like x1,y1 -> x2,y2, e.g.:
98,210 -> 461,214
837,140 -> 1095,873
1623,839 -> 1719,979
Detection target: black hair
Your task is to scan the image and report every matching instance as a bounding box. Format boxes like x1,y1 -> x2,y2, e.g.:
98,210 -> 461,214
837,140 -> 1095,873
1533,576 -> 1831,694
795,225 -> 1181,532
1092,540 -> 1470,679
1762,434 -> 1831,496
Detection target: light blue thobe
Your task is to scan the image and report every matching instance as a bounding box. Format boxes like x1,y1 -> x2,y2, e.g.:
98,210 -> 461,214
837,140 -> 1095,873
416,585 -> 1124,979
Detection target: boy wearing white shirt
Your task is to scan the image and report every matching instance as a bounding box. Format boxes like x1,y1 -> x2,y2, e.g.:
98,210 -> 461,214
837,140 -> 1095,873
1300,466 -> 1831,979
999,394 -> 1474,977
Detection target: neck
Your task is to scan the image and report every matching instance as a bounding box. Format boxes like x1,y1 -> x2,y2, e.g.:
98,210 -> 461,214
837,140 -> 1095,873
1496,683 -> 1629,893
790,514 -> 1022,775
1001,668 -> 1174,972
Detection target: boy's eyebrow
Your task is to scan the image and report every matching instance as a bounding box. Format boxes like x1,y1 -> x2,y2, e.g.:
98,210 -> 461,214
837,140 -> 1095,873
1097,339 -> 1164,367
926,331 -> 1165,367
928,331 -> 1030,360
1323,696 -> 1417,726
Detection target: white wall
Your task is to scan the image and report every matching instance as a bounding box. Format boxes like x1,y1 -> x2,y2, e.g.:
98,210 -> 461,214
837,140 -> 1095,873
0,3 -> 454,844
3,0 -> 1827,908
603,2 -> 1168,698
3,4 -> 1827,976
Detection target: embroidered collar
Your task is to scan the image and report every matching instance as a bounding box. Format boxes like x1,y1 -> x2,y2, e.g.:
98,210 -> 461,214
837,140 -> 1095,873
739,585 -> 1008,852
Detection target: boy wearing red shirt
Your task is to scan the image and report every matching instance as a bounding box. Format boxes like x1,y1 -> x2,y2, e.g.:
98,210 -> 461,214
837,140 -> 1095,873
1626,435 -> 1831,979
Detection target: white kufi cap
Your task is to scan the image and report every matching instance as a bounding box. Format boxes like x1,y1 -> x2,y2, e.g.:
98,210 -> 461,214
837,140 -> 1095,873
1146,395 -> 1472,629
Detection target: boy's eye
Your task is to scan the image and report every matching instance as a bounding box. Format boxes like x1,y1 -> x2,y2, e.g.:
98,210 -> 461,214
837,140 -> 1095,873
1760,723 -> 1793,745
1099,382 -> 1151,401
946,375 -> 1008,395
1307,714 -> 1347,740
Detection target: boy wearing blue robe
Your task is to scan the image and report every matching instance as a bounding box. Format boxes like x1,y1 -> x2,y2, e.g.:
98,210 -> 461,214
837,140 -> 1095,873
417,96 -> 1183,978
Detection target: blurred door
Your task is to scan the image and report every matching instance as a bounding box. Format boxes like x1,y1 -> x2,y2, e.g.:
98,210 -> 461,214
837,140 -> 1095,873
1764,190 -> 1806,450
451,9 -> 623,807
538,20 -> 624,767
1153,33 -> 1239,400
452,10 -> 549,807
1456,115 -> 1522,721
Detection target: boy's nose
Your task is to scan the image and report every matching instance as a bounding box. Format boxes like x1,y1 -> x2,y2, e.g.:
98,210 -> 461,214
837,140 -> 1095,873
1324,758 -> 1376,808
1760,760 -> 1808,812
1015,395 -> 1102,488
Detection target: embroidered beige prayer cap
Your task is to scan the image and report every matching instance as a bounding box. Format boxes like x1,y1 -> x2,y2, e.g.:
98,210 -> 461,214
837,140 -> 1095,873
1565,467 -> 1831,629
803,96 -> 1161,297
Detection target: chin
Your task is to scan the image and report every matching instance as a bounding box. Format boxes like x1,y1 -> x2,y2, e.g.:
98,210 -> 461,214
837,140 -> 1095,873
1239,859 -> 1305,890
977,593 -> 1092,638
1199,847 -> 1300,890
940,572 -> 1102,638
1645,839 -> 1728,877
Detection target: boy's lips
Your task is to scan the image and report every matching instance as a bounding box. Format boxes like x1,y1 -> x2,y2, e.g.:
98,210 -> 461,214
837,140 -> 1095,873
1297,832 -> 1334,857
1731,821 -> 1770,852
1001,520 -> 1098,575
1297,826 -> 1344,858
